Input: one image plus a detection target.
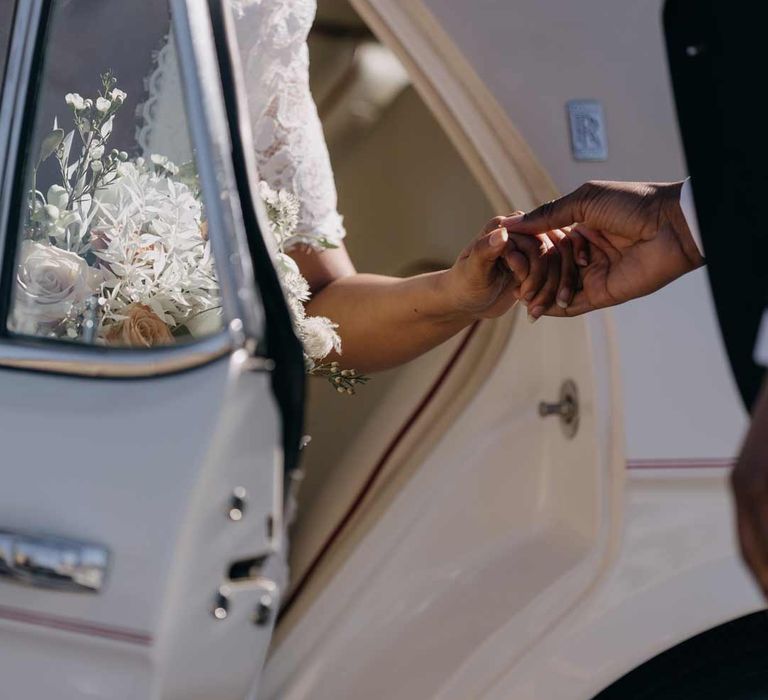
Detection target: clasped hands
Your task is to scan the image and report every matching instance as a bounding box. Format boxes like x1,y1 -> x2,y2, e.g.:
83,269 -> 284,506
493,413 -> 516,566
445,180 -> 704,323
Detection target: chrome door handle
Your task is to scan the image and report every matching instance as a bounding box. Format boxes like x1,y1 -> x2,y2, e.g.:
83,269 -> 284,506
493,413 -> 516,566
0,530 -> 109,593
539,379 -> 580,439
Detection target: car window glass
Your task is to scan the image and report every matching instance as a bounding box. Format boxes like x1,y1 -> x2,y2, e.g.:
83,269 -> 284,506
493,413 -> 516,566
6,0 -> 224,348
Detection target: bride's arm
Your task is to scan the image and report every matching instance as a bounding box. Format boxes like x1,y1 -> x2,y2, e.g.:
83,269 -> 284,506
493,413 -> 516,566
294,225 -> 574,374
238,2 -> 573,373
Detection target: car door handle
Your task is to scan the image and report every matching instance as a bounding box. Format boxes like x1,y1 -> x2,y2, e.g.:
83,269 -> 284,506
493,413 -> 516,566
0,530 -> 109,593
539,379 -> 580,439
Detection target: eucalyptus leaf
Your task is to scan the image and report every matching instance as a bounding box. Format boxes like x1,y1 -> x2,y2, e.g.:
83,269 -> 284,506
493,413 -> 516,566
38,129 -> 65,165
59,130 -> 74,166
100,116 -> 113,139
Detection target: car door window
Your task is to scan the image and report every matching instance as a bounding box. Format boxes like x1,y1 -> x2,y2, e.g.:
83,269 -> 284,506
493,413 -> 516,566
5,0 -> 223,348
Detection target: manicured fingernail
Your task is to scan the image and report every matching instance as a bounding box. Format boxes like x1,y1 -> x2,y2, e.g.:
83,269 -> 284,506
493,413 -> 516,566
578,255 -> 588,266
530,305 -> 544,319
557,289 -> 571,309
527,314 -> 537,323
490,229 -> 508,247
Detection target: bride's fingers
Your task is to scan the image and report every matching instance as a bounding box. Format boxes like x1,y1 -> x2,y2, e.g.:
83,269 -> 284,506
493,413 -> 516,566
502,240 -> 530,283
474,227 -> 509,272
528,290 -> 593,319
511,234 -> 552,305
525,236 -> 562,320
483,216 -> 507,235
547,228 -> 578,310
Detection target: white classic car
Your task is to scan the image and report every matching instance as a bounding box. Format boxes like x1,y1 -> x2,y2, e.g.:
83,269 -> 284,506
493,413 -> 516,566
0,0 -> 762,699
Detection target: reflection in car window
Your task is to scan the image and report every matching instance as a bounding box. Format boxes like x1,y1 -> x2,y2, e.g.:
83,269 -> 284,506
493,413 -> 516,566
0,1 -> 15,85
7,0 -> 223,348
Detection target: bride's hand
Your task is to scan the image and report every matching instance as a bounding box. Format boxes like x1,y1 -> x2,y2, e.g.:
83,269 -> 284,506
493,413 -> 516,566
443,215 -> 581,322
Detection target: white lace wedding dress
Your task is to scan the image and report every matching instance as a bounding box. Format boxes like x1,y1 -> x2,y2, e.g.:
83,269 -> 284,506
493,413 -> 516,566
139,0 -> 346,250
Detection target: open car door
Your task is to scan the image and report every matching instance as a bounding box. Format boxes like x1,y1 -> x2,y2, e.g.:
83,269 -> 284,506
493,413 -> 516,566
0,1 -> 303,698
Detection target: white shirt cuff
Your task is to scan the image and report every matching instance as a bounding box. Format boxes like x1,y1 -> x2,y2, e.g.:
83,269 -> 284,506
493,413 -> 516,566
679,178 -> 704,256
755,310 -> 768,368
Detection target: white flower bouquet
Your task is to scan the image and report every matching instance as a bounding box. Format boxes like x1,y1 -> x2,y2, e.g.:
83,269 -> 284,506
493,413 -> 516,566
258,182 -> 368,394
12,73 -> 365,391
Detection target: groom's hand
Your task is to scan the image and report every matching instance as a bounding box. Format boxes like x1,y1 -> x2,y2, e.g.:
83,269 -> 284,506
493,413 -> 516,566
504,181 -> 705,317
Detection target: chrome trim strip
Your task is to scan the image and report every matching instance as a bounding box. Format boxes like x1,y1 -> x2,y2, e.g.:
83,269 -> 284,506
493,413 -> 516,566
0,603 -> 153,646
0,0 -> 267,378
172,0 -> 265,350
0,530 -> 109,593
0,331 -> 231,378
0,0 -> 42,279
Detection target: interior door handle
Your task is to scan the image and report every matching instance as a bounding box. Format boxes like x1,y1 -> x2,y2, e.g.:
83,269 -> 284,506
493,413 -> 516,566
539,379 -> 580,439
0,530 -> 109,593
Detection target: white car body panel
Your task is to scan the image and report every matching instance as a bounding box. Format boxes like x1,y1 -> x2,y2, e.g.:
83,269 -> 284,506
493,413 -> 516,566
264,308 -> 624,698
0,0 -> 757,697
0,355 -> 284,700
477,469 -> 761,700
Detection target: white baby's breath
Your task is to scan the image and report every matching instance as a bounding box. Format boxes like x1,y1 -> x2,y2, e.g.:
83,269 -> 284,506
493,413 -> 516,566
257,184 -> 366,392
259,182 -> 341,363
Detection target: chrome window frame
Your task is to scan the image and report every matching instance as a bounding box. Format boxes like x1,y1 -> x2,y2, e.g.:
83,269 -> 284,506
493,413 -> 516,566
0,0 -> 266,378
0,1 -> 16,88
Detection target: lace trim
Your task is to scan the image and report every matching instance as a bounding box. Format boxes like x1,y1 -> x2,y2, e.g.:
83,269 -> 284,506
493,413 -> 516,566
135,35 -> 172,157
136,0 -> 347,250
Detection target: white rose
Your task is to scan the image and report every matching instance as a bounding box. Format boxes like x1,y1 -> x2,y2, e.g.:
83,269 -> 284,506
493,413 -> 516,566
298,315 -> 341,361
95,97 -> 111,113
15,241 -> 99,323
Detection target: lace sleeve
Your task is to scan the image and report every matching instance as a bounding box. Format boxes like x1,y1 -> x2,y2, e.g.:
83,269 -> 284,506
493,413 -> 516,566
235,0 -> 346,250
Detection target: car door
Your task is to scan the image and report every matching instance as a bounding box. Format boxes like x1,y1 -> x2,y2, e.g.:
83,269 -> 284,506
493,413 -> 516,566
0,1 -> 303,699
262,2 -> 625,699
